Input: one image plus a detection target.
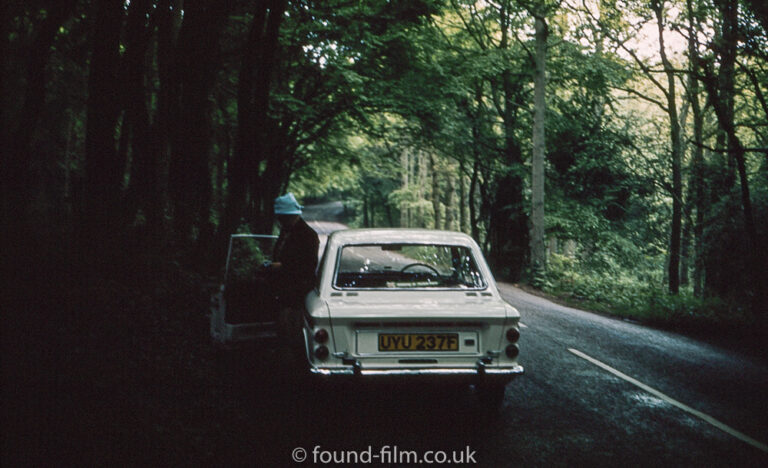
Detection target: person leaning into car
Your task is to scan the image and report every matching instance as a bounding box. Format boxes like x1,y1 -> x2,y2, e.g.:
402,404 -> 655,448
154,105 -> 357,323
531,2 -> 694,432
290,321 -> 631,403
259,193 -> 319,346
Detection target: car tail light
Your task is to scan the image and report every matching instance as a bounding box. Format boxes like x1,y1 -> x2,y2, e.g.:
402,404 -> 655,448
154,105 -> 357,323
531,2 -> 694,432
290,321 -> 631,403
505,344 -> 519,359
315,345 -> 329,360
506,327 -> 520,343
314,328 -> 329,343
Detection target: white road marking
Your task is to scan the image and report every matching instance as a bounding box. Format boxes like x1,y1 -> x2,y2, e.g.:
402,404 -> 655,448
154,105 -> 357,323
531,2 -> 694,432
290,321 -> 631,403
568,348 -> 768,453
519,323 -> 528,328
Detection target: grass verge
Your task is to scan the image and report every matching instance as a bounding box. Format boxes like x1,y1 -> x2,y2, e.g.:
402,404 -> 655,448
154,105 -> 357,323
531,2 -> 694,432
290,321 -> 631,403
527,254 -> 767,360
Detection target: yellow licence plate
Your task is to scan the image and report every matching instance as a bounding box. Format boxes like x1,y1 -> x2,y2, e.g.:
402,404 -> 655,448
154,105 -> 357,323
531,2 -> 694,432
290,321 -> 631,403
378,333 -> 459,352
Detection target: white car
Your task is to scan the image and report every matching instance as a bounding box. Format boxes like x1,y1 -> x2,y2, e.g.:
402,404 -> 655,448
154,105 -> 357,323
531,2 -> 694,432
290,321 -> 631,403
211,228 -> 523,401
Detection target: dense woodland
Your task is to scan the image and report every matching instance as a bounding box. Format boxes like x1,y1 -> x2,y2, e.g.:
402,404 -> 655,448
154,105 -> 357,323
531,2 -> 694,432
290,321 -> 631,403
2,0 -> 767,328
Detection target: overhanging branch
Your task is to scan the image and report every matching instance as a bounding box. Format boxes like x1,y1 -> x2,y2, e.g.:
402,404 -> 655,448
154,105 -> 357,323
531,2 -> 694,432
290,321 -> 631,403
691,141 -> 768,154
615,86 -> 668,111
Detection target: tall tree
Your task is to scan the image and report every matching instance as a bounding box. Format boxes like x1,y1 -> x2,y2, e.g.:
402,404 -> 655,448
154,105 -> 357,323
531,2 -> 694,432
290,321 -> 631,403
2,0 -> 77,233
81,0 -> 124,254
122,0 -> 160,242
585,0 -> 686,294
651,0 -> 683,294
530,11 -> 549,270
168,0 -> 233,249
686,0 -> 705,297
219,0 -> 288,245
484,0 -> 530,280
701,0 -> 766,314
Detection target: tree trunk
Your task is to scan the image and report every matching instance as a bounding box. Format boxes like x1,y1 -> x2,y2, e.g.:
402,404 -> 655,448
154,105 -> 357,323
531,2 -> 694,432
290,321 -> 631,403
168,0 -> 232,250
2,0 -> 77,231
444,173 -> 455,231
487,1 -> 528,281
218,0 -> 287,253
430,153 -> 441,229
469,158 -> 480,241
123,0 -> 160,244
213,96 -> 232,220
652,0 -> 682,294
468,86 -> 484,242
459,159 -> 467,233
82,0 -> 125,259
687,0 -> 706,297
530,14 -> 548,270
702,0 -> 766,314
702,134 -> 734,298
148,0 -> 182,245
400,149 -> 410,227
680,209 -> 692,286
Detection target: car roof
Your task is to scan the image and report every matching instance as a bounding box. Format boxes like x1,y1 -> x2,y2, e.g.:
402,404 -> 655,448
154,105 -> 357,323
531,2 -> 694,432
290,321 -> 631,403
328,228 -> 479,247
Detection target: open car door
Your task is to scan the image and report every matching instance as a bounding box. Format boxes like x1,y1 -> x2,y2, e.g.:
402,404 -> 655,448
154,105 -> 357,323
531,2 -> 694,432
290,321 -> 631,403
210,234 -> 278,347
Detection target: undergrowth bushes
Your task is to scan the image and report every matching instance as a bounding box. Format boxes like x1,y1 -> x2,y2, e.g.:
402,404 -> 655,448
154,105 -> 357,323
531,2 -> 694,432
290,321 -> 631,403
539,253 -> 750,331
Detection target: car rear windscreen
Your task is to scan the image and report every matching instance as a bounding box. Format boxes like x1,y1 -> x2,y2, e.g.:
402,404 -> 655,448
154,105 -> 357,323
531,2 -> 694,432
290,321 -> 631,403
334,244 -> 486,290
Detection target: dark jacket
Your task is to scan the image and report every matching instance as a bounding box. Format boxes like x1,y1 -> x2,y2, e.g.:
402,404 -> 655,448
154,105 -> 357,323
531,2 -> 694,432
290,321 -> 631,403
272,217 -> 320,300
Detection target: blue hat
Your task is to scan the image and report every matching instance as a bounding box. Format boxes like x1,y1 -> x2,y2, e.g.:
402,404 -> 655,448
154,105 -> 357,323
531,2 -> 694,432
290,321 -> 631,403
274,192 -> 303,215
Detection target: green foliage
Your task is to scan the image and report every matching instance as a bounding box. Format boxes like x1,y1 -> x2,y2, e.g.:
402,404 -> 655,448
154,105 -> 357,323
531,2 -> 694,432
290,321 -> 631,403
4,0 -> 767,322
289,140 -> 360,199
546,197 -> 664,277
700,177 -> 768,301
542,253 -> 752,331
226,237 -> 271,283
530,262 -> 550,290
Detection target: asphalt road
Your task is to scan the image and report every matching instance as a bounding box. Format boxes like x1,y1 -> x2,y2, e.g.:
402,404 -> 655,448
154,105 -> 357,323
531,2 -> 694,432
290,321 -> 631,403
491,283 -> 768,466
223,279 -> 768,467
228,216 -> 768,466
11,213 -> 766,466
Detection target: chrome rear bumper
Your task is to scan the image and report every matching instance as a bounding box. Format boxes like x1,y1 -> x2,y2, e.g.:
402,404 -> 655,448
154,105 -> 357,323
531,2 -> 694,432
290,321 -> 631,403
309,363 -> 524,377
